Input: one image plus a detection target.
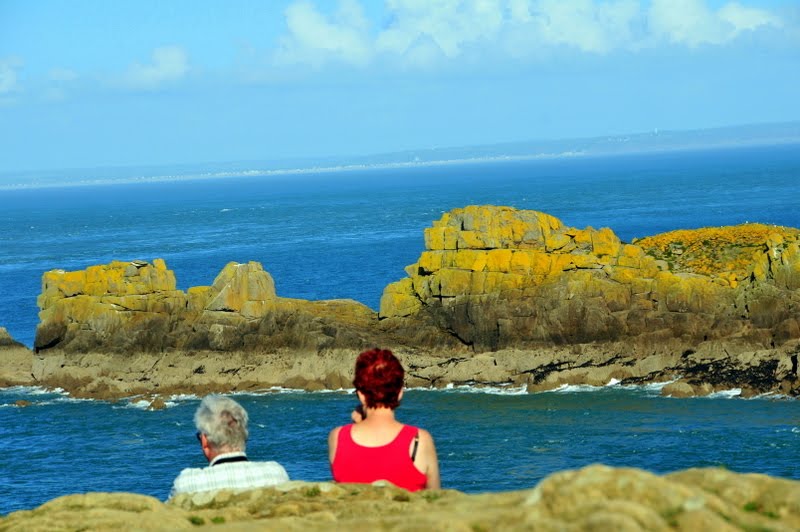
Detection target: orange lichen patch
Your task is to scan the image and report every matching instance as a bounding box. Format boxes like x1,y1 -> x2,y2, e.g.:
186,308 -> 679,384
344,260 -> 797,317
636,224 -> 800,279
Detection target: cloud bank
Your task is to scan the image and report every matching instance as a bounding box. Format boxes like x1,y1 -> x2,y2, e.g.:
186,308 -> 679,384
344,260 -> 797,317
275,0 -> 787,68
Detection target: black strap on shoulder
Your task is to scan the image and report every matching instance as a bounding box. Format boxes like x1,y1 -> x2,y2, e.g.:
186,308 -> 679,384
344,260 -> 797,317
411,433 -> 420,461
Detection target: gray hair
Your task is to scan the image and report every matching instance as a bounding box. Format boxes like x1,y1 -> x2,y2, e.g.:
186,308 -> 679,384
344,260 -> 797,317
194,395 -> 249,452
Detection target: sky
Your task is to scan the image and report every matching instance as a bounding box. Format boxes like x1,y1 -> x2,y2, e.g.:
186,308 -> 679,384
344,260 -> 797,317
1,0 -> 799,172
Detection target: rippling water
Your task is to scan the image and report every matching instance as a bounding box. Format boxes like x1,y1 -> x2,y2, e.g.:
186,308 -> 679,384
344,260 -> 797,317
1,385 -> 798,515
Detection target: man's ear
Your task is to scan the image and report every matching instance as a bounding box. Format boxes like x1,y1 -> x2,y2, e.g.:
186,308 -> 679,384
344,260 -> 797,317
200,434 -> 213,459
398,388 -> 404,402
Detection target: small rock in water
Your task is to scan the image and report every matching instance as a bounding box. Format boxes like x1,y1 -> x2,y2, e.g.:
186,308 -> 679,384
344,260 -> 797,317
147,397 -> 167,410
15,399 -> 31,407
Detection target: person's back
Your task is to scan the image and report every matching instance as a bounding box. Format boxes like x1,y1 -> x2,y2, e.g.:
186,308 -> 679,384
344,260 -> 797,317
170,395 -> 289,497
172,454 -> 288,496
331,423 -> 428,491
328,348 -> 440,491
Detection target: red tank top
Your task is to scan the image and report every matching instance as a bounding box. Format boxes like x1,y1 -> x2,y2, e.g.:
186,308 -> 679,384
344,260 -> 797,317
331,424 -> 428,492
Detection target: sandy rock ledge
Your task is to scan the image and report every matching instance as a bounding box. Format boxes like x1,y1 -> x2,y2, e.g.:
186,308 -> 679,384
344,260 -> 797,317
2,465 -> 798,531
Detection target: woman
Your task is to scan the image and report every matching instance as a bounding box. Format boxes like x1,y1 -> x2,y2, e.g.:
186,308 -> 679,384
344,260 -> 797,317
328,348 -> 440,491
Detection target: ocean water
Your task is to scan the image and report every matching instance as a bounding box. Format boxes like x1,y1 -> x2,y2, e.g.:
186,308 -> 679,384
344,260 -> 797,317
1,385 -> 798,515
1,144 -> 800,514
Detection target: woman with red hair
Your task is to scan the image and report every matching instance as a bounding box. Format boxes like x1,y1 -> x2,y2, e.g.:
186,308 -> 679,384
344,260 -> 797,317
328,348 -> 440,491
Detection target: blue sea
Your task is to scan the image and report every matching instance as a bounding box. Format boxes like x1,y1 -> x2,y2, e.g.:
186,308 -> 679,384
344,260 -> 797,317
1,144 -> 799,514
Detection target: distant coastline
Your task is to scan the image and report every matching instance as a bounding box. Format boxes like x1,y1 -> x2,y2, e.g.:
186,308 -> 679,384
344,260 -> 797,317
2,121 -> 798,191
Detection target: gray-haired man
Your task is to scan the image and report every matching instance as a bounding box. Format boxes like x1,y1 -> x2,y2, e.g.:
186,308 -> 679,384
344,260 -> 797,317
170,395 -> 289,497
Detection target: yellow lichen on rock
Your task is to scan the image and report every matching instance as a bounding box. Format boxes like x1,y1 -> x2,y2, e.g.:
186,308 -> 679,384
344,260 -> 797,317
636,223 -> 800,281
378,279 -> 421,318
204,261 -> 276,317
591,227 -> 622,257
379,206 -> 800,332
380,206 -> 650,319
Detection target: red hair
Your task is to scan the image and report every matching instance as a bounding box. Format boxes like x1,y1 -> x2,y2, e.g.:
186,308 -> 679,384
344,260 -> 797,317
353,348 -> 404,409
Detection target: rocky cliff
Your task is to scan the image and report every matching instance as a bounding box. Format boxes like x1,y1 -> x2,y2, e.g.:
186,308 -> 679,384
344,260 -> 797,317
24,205 -> 800,397
2,465 -> 799,531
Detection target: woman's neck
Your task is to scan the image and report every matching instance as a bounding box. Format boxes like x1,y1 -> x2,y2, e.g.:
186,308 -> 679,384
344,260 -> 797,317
363,406 -> 398,424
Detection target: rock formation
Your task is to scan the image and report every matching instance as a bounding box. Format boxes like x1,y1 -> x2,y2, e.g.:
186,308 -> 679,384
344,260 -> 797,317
0,326 -> 25,349
380,205 -> 800,349
34,260 -> 451,355
25,205 -> 800,397
0,328 -> 32,389
379,205 -> 800,395
2,465 -> 799,531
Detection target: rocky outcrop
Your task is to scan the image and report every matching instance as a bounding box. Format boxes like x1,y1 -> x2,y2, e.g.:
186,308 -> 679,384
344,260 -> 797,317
35,260 -> 455,355
27,206 -> 800,397
2,465 -> 799,531
0,328 -> 33,389
0,327 -> 24,349
380,205 -> 800,350
376,206 -> 800,394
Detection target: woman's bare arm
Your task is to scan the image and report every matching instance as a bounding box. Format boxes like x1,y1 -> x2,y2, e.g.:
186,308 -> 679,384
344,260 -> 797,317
418,429 -> 440,489
328,426 -> 341,464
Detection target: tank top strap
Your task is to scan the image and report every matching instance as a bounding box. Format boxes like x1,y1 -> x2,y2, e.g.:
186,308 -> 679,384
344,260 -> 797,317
338,423 -> 355,447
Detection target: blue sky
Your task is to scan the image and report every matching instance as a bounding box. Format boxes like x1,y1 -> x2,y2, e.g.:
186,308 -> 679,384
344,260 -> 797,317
1,0 -> 799,172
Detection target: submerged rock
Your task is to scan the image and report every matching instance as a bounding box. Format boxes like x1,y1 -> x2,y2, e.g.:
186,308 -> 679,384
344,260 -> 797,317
2,465 -> 798,531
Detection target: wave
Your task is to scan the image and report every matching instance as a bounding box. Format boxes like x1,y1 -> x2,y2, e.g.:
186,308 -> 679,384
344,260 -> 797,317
705,388 -> 742,399
232,386 -> 353,395
427,383 -> 529,396
0,385 -> 63,396
120,399 -> 179,410
168,393 -> 199,401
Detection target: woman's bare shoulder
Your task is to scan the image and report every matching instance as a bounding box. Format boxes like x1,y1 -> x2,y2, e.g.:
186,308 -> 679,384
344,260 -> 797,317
416,427 -> 435,442
329,425 -> 344,440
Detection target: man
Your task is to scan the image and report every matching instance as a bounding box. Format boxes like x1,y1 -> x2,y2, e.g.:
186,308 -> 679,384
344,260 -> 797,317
170,395 -> 289,497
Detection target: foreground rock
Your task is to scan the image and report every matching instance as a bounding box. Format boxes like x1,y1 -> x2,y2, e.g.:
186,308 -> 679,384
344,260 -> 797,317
2,465 -> 798,531
24,206 -> 800,397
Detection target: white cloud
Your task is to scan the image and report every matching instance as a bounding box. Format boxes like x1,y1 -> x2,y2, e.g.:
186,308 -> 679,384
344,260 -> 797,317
525,0 -> 641,54
272,0 -> 788,69
718,2 -> 783,34
275,0 -> 372,67
119,46 -> 189,90
376,0 -> 504,59
49,67 -> 79,82
648,0 -> 781,46
0,57 -> 23,95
